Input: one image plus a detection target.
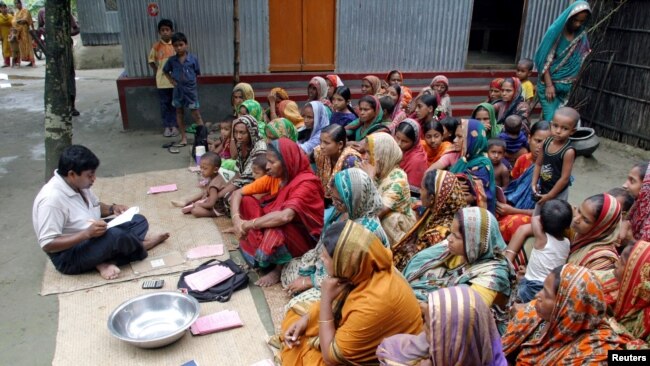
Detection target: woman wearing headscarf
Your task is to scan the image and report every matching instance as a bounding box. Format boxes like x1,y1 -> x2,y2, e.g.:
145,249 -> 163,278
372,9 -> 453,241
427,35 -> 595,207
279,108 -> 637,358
298,101 -> 330,155
394,119 -> 428,190
431,75 -> 452,116
403,207 -> 515,333
280,221 -> 423,365
277,100 -> 305,131
450,119 -> 497,213
492,77 -> 530,125
230,138 -> 323,286
377,286 -> 507,366
308,76 -> 332,109
502,264 -> 628,365
535,1 -> 591,120
231,82 -> 255,115
629,162 -> 650,241
325,74 -> 344,100
361,75 -> 382,97
359,132 -> 416,244
345,95 -> 390,142
266,87 -> 290,121
283,168 -> 389,302
392,170 -> 466,270
386,69 -> 413,110
265,118 -> 297,142
238,99 -> 266,137
472,102 -> 500,138
312,124 -> 361,199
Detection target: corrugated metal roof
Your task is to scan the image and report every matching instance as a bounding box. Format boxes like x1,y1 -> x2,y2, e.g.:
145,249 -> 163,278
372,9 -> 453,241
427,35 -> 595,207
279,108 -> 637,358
77,0 -> 121,46
519,0 -> 573,65
335,0 -> 473,72
117,0 -> 268,77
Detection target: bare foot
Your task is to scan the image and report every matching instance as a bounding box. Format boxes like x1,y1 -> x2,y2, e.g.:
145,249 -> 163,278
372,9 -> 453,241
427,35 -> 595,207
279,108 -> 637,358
97,263 -> 120,280
222,226 -> 235,234
256,266 -> 282,287
171,200 -> 187,207
143,232 -> 170,250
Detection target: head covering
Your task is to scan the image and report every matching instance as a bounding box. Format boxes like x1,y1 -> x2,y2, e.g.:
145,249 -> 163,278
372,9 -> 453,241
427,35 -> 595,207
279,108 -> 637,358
570,194 -> 621,269
396,119 -> 427,188
472,103 -> 499,138
270,87 -> 289,101
377,286 -> 506,366
351,95 -> 386,141
430,75 -> 449,95
265,118 -> 297,141
240,99 -> 263,123
496,78 -> 524,123
277,100 -> 305,129
629,162 -> 650,241
308,76 -> 329,101
488,78 -> 504,102
613,240 -> 650,342
502,264 -> 628,365
363,75 -> 382,96
232,82 -> 255,106
299,101 -> 330,154
233,115 -> 260,148
326,74 -> 344,87
232,115 -> 267,187
367,132 -> 403,181
392,169 -> 466,270
450,119 -> 496,212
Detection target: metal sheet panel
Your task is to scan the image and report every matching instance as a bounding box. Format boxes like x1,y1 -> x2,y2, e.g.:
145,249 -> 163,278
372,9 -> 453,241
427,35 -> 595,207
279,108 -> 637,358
519,0 -> 572,64
335,0 -> 473,72
77,0 -> 121,45
117,0 -> 268,77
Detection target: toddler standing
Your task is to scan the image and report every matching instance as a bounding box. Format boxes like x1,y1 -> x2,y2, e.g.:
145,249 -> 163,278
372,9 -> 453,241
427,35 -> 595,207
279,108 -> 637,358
148,19 -> 177,138
516,58 -> 535,104
487,139 -> 510,188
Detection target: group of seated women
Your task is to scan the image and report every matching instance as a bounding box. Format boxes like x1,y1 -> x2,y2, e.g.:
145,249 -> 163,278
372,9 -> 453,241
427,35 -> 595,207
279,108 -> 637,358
206,73 -> 650,364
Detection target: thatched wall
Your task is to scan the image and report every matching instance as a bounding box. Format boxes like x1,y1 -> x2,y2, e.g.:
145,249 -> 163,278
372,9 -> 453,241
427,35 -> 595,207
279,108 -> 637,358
569,0 -> 650,150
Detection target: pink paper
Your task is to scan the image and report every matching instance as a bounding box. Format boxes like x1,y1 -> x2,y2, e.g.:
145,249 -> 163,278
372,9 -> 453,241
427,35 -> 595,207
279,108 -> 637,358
186,245 -> 225,259
147,183 -> 178,194
184,263 -> 234,292
190,310 -> 243,335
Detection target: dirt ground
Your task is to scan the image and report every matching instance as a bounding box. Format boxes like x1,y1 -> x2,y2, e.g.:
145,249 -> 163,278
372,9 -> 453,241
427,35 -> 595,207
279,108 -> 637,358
0,59 -> 648,364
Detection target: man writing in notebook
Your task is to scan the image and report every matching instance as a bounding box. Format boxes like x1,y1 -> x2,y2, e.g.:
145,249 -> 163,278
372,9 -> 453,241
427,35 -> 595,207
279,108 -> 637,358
32,145 -> 170,280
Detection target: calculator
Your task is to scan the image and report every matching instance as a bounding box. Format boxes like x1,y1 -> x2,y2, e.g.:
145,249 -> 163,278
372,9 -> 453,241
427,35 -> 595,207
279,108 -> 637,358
142,279 -> 164,289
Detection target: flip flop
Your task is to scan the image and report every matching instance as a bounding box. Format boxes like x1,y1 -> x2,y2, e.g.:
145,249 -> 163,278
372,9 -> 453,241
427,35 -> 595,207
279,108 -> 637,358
168,146 -> 180,154
172,142 -> 187,147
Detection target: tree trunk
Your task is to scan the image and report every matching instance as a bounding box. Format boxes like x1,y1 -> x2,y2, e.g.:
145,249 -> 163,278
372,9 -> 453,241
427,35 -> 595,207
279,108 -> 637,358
44,0 -> 73,181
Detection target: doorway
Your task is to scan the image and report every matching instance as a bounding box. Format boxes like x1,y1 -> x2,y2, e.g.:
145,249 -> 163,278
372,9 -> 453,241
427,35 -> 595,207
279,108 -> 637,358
269,0 -> 336,72
467,0 -> 525,66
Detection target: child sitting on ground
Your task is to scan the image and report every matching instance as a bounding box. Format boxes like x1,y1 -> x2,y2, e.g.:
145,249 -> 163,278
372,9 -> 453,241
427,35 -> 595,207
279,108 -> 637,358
498,115 -> 529,165
173,152 -> 227,217
487,139 -> 510,188
431,75 -> 452,116
516,58 -> 535,105
514,199 -> 573,303
531,107 -> 578,207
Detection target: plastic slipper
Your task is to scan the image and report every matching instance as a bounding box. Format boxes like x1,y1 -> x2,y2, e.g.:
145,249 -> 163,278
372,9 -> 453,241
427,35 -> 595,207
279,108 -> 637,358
172,142 -> 187,147
168,146 -> 181,154
162,142 -> 175,148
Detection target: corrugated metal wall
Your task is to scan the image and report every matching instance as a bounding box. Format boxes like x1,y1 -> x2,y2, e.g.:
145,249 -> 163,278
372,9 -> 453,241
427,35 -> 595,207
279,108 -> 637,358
117,0 -> 269,77
519,0 -> 572,63
77,0 -> 120,46
335,0 -> 473,72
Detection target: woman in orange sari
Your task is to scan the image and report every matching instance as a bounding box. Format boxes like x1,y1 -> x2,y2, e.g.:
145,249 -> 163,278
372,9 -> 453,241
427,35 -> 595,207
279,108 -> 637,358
12,0 -> 34,66
280,220 -> 423,365
0,3 -> 12,67
502,264 -> 628,365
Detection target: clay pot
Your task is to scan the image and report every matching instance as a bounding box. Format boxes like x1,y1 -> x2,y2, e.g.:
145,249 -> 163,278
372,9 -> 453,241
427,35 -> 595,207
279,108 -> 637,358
570,127 -> 599,157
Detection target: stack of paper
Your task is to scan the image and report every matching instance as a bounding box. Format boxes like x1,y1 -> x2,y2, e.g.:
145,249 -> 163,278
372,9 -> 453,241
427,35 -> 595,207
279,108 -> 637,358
186,245 -> 225,259
190,310 -> 243,335
147,183 -> 178,194
183,263 -> 234,292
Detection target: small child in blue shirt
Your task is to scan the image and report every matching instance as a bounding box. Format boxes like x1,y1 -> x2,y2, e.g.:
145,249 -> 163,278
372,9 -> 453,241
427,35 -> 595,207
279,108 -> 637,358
163,32 -> 204,150
498,115 -> 529,165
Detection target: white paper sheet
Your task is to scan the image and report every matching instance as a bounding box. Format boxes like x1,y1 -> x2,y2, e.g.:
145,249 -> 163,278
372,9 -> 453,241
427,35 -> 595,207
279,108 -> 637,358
106,206 -> 139,229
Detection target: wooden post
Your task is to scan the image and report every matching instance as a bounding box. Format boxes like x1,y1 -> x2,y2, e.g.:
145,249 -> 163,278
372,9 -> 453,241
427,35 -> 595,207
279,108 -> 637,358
233,0 -> 240,85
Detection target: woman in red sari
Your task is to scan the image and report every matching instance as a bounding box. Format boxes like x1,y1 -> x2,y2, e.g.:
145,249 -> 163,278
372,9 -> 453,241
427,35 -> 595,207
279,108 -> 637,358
230,138 -> 324,286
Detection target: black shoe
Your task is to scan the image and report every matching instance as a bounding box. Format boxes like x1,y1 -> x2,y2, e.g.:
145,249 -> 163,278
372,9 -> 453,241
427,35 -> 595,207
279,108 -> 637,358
71,109 -> 80,116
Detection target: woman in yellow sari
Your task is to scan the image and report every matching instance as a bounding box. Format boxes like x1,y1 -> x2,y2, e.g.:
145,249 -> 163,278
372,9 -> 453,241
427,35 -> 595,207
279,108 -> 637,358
0,3 -> 13,67
280,220 -> 423,365
11,0 -> 34,67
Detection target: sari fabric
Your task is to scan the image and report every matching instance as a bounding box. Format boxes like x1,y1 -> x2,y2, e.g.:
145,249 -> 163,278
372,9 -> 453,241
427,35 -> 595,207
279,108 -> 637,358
450,119 -> 497,213
270,87 -> 289,101
569,193 -> 621,270
325,74 -> 344,88
612,240 -> 650,345
487,78 -> 504,103
493,77 -> 530,124
534,1 -> 591,120
240,99 -> 265,137
502,264 -> 627,365
239,138 -> 323,266
377,286 -> 507,366
12,8 -> 34,63
232,115 -> 267,188
308,76 -> 330,104
392,170 -> 466,270
347,95 -> 389,142
265,118 -> 297,141
313,146 -> 361,199
472,102 -> 500,138
422,140 -> 453,166
277,100 -> 305,130
232,82 -> 254,114
280,221 -> 423,365
629,162 -> 650,241
0,13 -> 13,60
398,119 -> 428,188
363,75 -> 382,96
386,70 -> 413,108
368,133 -> 416,244
431,75 -> 452,116
299,101 -> 329,155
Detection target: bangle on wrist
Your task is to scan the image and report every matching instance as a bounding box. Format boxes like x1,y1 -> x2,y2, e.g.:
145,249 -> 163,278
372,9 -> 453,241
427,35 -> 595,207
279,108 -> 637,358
318,319 -> 334,323
505,249 -> 517,256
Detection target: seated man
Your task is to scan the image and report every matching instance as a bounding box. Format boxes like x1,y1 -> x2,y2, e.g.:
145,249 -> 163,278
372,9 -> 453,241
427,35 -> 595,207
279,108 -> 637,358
32,145 -> 169,279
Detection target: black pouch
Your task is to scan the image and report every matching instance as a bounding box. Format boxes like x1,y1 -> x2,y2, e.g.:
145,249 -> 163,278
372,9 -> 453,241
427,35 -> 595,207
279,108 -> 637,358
177,259 -> 249,302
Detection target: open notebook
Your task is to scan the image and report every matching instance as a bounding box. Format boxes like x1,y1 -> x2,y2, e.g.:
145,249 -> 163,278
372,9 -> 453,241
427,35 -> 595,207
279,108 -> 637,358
183,263 -> 234,292
190,310 -> 243,336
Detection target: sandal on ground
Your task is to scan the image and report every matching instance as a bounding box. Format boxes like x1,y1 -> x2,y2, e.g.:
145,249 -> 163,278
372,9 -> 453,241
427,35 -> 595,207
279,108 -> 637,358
162,142 -> 175,148
168,146 -> 181,154
172,142 -> 187,147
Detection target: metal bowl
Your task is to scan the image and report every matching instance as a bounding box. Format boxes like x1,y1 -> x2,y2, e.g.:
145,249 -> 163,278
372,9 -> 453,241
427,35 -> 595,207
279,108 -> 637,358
107,291 -> 200,348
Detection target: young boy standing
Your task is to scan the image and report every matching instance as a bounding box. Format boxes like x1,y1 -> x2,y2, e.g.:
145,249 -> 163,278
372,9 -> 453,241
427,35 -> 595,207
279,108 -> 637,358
516,58 -> 535,104
531,107 -> 578,206
487,138 -> 510,188
148,19 -> 177,138
163,32 -> 204,152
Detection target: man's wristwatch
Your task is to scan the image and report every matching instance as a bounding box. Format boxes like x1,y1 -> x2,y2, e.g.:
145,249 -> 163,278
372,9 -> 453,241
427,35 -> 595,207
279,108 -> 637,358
109,203 -> 116,215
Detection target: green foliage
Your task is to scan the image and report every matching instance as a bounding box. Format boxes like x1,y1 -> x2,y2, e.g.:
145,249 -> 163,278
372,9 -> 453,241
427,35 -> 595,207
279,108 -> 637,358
21,0 -> 77,16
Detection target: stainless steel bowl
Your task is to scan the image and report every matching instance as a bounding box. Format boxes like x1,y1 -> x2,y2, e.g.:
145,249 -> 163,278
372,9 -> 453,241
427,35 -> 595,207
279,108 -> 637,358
107,291 -> 200,348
